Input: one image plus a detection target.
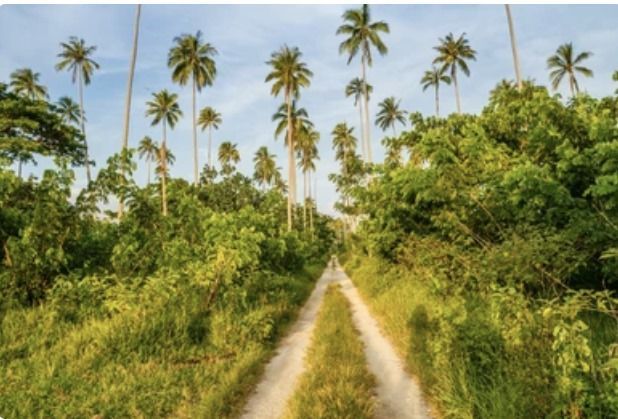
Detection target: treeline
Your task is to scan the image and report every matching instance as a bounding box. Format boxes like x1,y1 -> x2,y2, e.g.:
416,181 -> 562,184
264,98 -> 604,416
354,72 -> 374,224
344,81 -> 618,417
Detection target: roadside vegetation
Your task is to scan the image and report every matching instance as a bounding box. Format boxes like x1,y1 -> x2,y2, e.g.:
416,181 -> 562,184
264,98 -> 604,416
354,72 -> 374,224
285,284 -> 376,419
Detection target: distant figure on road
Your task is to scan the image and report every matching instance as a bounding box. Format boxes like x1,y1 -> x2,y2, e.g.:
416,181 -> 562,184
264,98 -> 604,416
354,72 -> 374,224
329,255 -> 337,270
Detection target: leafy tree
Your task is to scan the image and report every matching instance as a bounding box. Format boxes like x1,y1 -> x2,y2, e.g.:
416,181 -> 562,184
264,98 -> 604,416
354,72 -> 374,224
345,77 -> 373,160
55,36 -> 99,183
138,136 -> 158,185
198,106 -> 222,168
218,141 -> 240,176
253,146 -> 278,190
0,86 -> 86,171
9,68 -> 48,100
375,96 -> 407,136
337,4 -> 389,163
265,45 -> 313,230
420,67 -> 451,117
145,90 -> 182,216
168,31 -> 217,185
547,43 -> 593,96
433,32 -> 476,114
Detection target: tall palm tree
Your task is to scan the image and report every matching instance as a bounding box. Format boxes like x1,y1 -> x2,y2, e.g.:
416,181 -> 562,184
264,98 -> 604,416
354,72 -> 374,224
168,30 -> 217,185
337,4 -> 389,163
433,32 -> 476,114
297,128 -> 320,232
345,77 -> 373,160
547,43 -> 593,96
420,67 -> 451,117
138,136 -> 158,185
375,97 -> 407,136
119,4 -> 142,218
504,5 -> 523,90
253,146 -> 278,190
218,141 -> 240,175
272,101 -> 313,142
145,90 -> 182,216
56,36 -> 99,183
56,96 -> 82,125
265,45 -> 313,231
332,122 -> 358,172
9,68 -> 47,100
198,106 -> 222,168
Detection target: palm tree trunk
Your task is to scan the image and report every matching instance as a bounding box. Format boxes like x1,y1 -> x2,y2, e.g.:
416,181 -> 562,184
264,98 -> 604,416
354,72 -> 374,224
119,4 -> 141,217
392,126 -> 397,137
161,121 -> 168,216
17,160 -> 22,178
505,5 -> 523,91
435,85 -> 440,117
285,90 -> 293,231
303,170 -> 308,232
361,54 -> 372,162
147,159 -> 151,185
358,101 -> 365,160
78,67 -> 91,183
208,126 -> 213,167
192,78 -> 198,185
453,69 -> 462,114
309,170 -> 314,239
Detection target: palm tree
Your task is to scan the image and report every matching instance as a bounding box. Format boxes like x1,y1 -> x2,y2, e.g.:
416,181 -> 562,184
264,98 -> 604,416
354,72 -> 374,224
218,141 -> 240,175
375,97 -> 407,136
56,36 -> 99,183
168,30 -> 217,185
504,5 -> 523,90
297,128 -> 320,232
332,122 -> 358,171
272,101 -> 313,143
138,136 -> 158,185
420,67 -> 451,117
547,43 -> 593,96
337,4 -> 389,163
265,45 -> 313,231
119,4 -> 142,218
253,146 -> 278,190
56,96 -> 82,125
345,77 -> 373,160
145,90 -> 182,216
433,32 -> 476,114
9,68 -> 48,100
198,106 -> 222,168
382,136 -> 403,167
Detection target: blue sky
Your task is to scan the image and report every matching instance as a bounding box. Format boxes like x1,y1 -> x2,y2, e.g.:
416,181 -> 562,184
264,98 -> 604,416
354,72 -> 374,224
1,4 -> 617,215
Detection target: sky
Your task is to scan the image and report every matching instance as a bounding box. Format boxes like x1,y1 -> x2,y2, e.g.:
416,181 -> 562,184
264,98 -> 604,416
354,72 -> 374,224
1,4 -> 617,215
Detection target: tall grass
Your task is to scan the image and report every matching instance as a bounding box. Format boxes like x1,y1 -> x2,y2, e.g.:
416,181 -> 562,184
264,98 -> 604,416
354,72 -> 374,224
284,284 -> 377,419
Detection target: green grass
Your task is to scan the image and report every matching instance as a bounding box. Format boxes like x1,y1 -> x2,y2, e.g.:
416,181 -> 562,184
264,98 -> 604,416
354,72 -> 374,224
0,263 -> 324,418
284,284 -> 377,419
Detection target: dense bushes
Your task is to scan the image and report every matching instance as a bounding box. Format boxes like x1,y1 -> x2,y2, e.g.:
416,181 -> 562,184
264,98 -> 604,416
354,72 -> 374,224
346,82 -> 618,418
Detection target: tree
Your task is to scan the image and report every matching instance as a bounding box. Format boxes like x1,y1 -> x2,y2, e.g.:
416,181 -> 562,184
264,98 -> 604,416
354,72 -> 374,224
218,141 -> 240,176
337,4 -> 389,163
265,45 -> 313,231
253,146 -> 278,190
505,5 -> 523,90
138,136 -> 158,185
375,96 -> 407,136
345,77 -> 373,160
9,68 -> 48,100
297,128 -> 320,232
145,90 -> 182,216
332,122 -> 357,172
547,43 -> 593,96
420,67 -> 451,117
168,30 -> 217,185
433,32 -> 476,114
119,4 -> 142,217
613,70 -> 618,94
198,106 -> 222,168
55,37 -> 99,183
55,96 -> 82,125
0,86 -> 86,175
272,101 -> 313,143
